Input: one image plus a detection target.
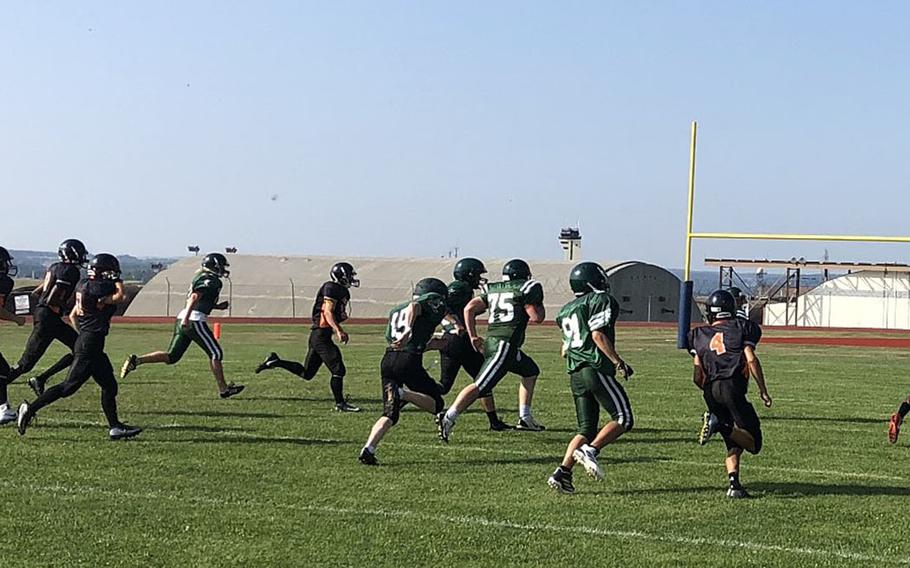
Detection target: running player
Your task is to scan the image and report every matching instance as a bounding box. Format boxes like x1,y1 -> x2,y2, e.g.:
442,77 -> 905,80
0,247 -> 27,425
359,278 -> 449,466
254,262 -> 360,412
120,253 -> 243,399
888,395 -> 910,443
688,290 -> 772,499
547,262 -> 634,494
17,254 -> 142,440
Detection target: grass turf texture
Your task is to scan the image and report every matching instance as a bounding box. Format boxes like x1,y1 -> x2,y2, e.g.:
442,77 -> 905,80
1,323 -> 908,567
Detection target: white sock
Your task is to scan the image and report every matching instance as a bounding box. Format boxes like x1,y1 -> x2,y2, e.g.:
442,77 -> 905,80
445,407 -> 458,423
519,405 -> 531,419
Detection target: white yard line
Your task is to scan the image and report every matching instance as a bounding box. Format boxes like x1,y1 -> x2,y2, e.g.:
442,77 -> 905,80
1,480 -> 906,565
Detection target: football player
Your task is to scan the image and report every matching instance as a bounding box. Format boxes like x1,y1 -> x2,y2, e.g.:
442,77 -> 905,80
697,285 -> 751,444
120,253 -> 243,399
6,239 -> 87,397
688,289 -> 772,499
729,286 -> 749,319
547,262 -> 634,494
17,254 -> 142,440
0,247 -> 27,425
437,259 -> 546,441
359,278 -> 449,466
888,395 -> 909,443
254,262 -> 360,412
438,258 -> 510,431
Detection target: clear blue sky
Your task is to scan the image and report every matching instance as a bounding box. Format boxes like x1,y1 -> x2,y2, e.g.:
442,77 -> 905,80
3,2 -> 909,268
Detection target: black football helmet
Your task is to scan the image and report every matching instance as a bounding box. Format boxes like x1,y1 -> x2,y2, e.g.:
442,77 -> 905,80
413,277 -> 449,299
502,259 -> 531,281
705,289 -> 736,323
331,262 -> 359,288
59,239 -> 89,265
453,258 -> 488,289
569,262 -> 609,296
201,253 -> 230,277
0,246 -> 17,277
88,253 -> 122,281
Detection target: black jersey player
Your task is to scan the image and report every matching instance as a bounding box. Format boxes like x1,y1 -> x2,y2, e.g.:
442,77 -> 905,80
688,290 -> 772,499
0,247 -> 27,425
17,254 -> 142,440
255,262 -> 360,412
7,239 -> 88,397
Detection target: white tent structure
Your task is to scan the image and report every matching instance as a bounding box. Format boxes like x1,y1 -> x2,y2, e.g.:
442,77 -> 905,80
127,255 -> 699,322
765,270 -> 910,329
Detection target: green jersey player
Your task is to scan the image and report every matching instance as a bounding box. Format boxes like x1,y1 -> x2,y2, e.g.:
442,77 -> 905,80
359,278 -> 449,466
120,253 -> 244,399
437,259 -> 546,442
547,262 -> 634,495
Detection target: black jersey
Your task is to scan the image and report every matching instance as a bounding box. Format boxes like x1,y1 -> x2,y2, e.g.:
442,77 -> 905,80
688,318 -> 762,383
38,262 -> 82,310
75,279 -> 118,335
311,281 -> 350,329
0,274 -> 12,307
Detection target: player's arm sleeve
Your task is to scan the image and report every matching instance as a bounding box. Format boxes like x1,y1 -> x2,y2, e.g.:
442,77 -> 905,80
745,322 -> 762,347
687,329 -> 697,357
587,295 -> 614,331
524,281 -> 544,306
192,277 -> 215,293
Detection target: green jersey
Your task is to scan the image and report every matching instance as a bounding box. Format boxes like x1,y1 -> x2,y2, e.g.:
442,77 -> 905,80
480,279 -> 544,348
189,269 -> 223,316
556,291 -> 619,374
442,280 -> 474,334
385,292 -> 448,353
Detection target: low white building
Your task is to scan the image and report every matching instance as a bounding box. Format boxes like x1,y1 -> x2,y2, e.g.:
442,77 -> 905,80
765,270 -> 910,329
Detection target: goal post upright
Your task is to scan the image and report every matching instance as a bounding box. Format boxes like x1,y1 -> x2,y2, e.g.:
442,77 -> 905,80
676,121 -> 910,347
677,121 -> 697,348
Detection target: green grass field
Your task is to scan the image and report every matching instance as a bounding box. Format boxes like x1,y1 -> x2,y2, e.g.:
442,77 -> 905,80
1,323 -> 908,567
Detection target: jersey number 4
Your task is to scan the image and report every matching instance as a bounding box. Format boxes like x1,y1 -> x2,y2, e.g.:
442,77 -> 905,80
487,292 -> 515,324
561,314 -> 584,348
710,332 -> 726,355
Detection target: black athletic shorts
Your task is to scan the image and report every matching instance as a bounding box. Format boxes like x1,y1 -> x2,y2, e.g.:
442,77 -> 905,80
303,328 -> 346,379
437,333 -> 485,395
16,306 -> 78,374
380,350 -> 443,425
703,378 -> 763,454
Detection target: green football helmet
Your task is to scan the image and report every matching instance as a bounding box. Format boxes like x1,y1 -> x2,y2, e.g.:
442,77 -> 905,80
453,257 -> 488,288
414,277 -> 449,299
569,262 -> 609,296
502,259 -> 531,281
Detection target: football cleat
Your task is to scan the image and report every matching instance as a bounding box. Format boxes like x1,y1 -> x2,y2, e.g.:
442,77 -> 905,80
16,402 -> 32,436
109,423 -> 143,441
889,413 -> 902,444
699,412 -> 719,446
254,352 -> 280,374
0,404 -> 17,426
334,401 -> 361,413
27,377 -> 45,397
726,486 -> 750,499
572,444 -> 604,481
120,355 -> 138,379
219,383 -> 245,399
436,412 -> 453,443
359,447 -> 379,466
547,469 -> 575,495
516,415 -> 546,431
489,418 -> 513,432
